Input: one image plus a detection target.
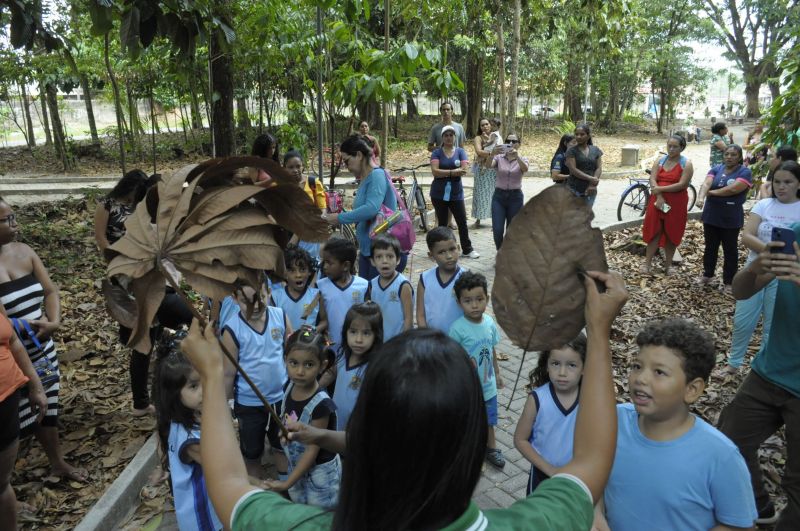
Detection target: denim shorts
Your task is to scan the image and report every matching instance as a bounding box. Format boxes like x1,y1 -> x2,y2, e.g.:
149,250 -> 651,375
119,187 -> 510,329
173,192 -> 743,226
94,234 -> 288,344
288,455 -> 341,509
233,402 -> 282,459
486,395 -> 498,427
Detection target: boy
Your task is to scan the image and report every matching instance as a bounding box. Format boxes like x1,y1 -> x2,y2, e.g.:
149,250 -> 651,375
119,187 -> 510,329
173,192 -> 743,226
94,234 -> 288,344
366,234 -> 413,340
317,237 -> 368,353
594,318 -> 757,531
220,283 -> 293,480
271,245 -> 327,333
448,272 -> 505,468
416,227 -> 465,332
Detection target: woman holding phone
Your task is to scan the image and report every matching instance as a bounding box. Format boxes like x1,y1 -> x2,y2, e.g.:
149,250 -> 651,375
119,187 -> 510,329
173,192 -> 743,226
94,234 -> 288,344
716,160 -> 800,376
490,133 -> 529,249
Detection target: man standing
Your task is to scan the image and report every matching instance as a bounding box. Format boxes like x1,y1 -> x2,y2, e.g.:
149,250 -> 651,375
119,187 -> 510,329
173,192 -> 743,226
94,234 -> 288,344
428,102 -> 467,152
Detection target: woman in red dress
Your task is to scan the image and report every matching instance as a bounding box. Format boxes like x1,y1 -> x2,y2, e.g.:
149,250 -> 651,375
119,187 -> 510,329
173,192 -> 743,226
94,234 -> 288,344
641,135 -> 694,274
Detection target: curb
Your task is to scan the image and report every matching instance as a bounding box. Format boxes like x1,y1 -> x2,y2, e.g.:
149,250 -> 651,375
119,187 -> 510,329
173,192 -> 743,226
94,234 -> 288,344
74,433 -> 158,531
599,210 -> 703,232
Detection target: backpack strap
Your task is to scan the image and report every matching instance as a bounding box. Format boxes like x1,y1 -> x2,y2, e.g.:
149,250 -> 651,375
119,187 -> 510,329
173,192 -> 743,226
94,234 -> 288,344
11,318 -> 43,351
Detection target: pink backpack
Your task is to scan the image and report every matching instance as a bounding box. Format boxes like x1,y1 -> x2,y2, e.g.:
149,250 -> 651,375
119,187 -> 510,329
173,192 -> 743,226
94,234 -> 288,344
369,169 -> 416,253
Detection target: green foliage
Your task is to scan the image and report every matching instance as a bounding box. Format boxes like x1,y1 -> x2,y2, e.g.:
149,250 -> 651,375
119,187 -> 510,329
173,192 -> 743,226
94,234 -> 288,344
552,119 -> 576,136
622,112 -> 647,125
763,28 -> 800,148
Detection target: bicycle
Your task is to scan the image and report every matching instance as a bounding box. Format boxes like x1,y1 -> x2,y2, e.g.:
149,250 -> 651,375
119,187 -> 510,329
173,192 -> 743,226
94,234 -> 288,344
390,164 -> 429,233
322,184 -> 358,247
616,169 -> 697,222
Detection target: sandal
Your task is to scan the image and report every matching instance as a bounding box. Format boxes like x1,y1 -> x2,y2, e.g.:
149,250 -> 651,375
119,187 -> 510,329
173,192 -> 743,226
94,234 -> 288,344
639,264 -> 652,275
496,352 -> 510,361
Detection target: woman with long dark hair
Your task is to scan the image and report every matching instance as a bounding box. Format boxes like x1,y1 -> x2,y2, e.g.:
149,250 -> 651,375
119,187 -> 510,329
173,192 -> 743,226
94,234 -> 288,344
565,124 -> 603,206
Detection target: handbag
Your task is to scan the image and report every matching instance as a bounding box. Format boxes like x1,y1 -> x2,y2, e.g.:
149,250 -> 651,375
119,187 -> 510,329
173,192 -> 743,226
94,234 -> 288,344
369,169 -> 416,253
11,318 -> 59,389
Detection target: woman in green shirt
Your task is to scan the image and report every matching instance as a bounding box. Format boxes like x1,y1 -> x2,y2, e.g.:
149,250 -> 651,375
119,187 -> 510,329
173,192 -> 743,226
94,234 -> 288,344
709,122 -> 733,166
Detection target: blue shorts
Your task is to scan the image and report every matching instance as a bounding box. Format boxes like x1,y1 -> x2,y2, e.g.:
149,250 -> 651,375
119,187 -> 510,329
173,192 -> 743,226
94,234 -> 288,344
485,395 -> 498,427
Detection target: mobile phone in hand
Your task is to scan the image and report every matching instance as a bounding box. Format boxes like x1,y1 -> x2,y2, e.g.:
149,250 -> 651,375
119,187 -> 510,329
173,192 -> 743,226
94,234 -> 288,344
770,227 -> 796,255
499,144 -> 512,153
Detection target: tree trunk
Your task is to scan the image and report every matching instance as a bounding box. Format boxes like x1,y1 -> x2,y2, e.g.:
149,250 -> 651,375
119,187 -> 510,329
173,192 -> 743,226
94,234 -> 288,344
236,96 -> 251,129
257,66 -> 264,132
45,82 -> 73,171
564,60 -> 583,121
464,51 -> 484,138
495,12 -> 507,128
37,83 -> 52,145
20,83 -> 36,147
104,33 -> 126,174
356,100 -> 380,128
405,95 -> 418,118
189,85 -> 203,129
80,74 -> 99,143
507,0 -> 521,131
743,78 -> 761,118
210,24 -> 235,156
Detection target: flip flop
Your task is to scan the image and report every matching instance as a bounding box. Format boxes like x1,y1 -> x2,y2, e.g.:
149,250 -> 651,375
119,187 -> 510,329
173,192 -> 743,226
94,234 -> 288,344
496,352 -> 510,361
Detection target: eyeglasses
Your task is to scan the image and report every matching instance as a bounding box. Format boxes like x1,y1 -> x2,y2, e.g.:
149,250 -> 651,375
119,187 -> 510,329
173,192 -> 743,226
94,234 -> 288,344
0,214 -> 16,225
505,139 -> 520,144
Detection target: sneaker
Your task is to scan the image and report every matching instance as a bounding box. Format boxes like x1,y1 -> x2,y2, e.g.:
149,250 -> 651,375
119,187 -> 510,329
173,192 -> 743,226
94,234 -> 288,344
721,284 -> 733,296
486,448 -> 506,469
463,250 -> 480,259
697,275 -> 713,285
756,502 -> 779,525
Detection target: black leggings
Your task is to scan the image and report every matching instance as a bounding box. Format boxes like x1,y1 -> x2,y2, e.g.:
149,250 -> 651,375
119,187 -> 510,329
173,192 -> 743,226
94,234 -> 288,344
122,290 -> 193,409
702,223 -> 740,285
0,389 -> 20,451
431,198 -> 473,255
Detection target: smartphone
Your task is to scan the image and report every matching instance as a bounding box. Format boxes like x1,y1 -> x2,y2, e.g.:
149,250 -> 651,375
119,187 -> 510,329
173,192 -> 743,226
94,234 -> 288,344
770,227 -> 796,254
498,143 -> 512,152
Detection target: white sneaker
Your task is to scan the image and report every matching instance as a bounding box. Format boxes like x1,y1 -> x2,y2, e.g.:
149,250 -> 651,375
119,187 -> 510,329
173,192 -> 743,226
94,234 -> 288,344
463,250 -> 480,259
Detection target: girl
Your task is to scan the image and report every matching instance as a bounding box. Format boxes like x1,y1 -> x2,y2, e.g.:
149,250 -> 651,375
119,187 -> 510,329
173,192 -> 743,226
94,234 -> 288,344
513,333 -> 587,494
283,150 -> 326,210
154,335 -> 223,531
320,302 -> 383,431
550,134 -> 576,183
271,245 -> 327,333
268,327 -> 340,508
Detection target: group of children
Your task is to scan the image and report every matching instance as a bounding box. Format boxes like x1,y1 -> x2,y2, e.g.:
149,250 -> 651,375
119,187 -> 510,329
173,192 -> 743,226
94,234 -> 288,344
152,222 -> 761,530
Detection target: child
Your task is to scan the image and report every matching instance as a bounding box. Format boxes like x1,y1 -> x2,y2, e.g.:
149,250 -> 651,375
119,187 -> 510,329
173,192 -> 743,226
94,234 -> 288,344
271,245 -> 327,333
284,150 -> 326,264
594,319 -> 757,531
366,234 -> 413,340
154,335 -> 223,531
267,327 -> 341,508
319,302 -> 383,430
448,271 -> 505,468
416,227 -> 465,332
220,283 -> 292,480
317,237 -> 368,353
514,334 -> 586,494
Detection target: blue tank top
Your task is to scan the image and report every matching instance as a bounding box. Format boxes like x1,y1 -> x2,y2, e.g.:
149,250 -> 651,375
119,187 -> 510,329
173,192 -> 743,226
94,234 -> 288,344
368,273 -> 412,341
223,306 -> 287,406
317,276 -> 368,352
332,353 -> 368,431
271,284 -> 320,331
420,266 -> 465,333
529,382 -> 579,468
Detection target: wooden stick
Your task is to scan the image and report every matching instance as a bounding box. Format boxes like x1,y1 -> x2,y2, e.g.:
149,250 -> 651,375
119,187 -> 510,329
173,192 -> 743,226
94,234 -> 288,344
161,267 -> 288,438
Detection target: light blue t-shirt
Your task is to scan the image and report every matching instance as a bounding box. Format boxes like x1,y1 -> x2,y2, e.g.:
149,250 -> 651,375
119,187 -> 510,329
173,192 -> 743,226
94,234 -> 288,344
368,272 -> 412,341
604,403 -> 757,531
317,275 -> 368,353
223,306 -> 287,406
332,353 -> 367,431
751,222 -> 800,396
529,382 -> 578,469
448,314 -> 500,401
420,266 -> 464,334
270,284 -> 320,331
168,423 -> 223,531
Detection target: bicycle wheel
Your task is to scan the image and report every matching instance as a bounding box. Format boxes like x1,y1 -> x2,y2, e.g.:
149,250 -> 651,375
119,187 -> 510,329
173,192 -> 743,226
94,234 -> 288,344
617,184 -> 650,222
413,185 -> 429,232
338,222 -> 358,247
686,184 -> 697,211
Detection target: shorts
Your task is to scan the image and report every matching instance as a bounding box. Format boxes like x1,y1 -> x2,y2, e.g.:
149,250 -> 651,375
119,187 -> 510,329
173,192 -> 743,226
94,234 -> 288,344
0,389 -> 21,451
234,402 -> 283,460
485,395 -> 498,427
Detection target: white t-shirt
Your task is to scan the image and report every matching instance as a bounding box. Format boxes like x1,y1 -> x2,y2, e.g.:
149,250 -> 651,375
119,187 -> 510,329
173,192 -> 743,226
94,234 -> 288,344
748,198 -> 800,260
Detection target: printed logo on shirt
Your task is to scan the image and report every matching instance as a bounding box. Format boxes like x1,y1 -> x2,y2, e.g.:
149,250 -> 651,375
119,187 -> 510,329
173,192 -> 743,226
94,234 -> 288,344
352,291 -> 362,302
271,327 -> 283,341
389,290 -> 399,302
726,178 -> 736,186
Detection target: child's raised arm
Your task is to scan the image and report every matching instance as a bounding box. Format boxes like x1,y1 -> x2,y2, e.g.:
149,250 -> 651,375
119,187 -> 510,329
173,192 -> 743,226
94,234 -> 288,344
557,270 -> 627,502
400,282 -> 414,331
513,395 -> 557,477
415,282 -> 427,328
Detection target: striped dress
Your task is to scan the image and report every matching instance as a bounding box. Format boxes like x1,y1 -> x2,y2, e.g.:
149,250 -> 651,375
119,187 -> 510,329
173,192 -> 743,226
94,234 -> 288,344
0,274 -> 59,435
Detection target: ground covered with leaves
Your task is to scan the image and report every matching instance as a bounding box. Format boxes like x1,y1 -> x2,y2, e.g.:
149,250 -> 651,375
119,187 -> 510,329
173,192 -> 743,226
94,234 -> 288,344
11,201 -> 785,529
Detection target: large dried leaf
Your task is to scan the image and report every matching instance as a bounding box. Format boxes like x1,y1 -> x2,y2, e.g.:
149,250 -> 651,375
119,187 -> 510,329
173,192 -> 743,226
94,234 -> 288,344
492,185 -> 607,351
101,279 -> 137,329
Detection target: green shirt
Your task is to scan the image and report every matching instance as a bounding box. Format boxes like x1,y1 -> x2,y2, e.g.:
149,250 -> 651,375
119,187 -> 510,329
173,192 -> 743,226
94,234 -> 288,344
709,134 -> 729,166
232,475 -> 593,530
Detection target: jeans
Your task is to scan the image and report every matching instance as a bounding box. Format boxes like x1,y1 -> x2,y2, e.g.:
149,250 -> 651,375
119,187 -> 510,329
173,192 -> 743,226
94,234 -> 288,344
728,278 -> 778,368
718,371 -> 800,529
702,223 -> 741,284
491,188 -> 524,250
431,197 -> 473,254
358,252 -> 408,281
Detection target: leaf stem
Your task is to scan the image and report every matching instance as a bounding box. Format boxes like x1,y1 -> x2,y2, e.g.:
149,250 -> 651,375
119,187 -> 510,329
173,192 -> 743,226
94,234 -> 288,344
160,263 -> 288,438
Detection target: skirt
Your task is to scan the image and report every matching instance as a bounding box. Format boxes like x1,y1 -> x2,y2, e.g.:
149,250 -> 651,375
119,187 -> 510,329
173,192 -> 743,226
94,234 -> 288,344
472,167 -> 496,219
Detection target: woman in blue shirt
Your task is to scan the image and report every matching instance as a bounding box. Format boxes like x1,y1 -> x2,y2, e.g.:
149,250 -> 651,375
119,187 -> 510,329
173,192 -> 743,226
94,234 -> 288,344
695,144 -> 753,293
430,125 -> 479,258
322,135 -> 406,280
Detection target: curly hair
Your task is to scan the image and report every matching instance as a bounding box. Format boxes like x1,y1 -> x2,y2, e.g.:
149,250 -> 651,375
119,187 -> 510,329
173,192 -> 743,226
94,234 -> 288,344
284,244 -> 316,274
527,332 -> 587,391
635,318 -> 715,382
453,271 -> 488,300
